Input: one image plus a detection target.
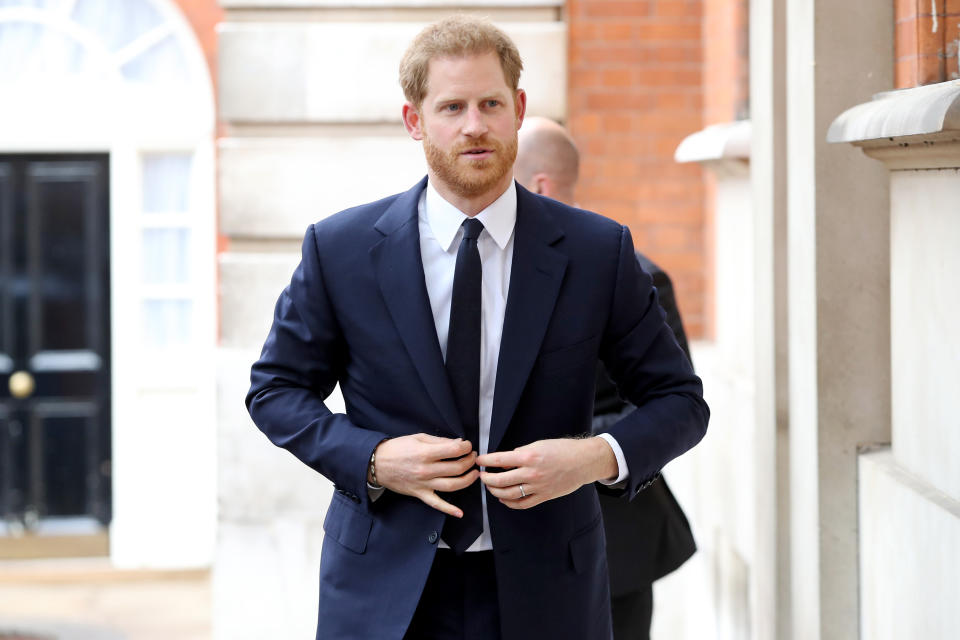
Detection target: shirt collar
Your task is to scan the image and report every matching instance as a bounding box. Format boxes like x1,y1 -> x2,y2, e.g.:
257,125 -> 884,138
424,179 -> 517,252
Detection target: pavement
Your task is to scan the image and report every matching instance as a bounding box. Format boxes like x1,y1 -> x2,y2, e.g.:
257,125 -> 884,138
0,559 -> 210,640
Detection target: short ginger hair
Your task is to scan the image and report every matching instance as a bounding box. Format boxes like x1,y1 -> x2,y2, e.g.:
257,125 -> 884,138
399,15 -> 524,107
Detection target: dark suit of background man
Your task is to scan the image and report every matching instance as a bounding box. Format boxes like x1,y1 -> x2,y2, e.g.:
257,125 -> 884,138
247,15 -> 708,640
515,117 -> 698,640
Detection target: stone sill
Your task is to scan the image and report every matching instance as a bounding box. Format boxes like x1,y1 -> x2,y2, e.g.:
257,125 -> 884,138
828,79 -> 960,168
674,120 -> 751,177
675,120 -> 751,163
860,447 -> 960,520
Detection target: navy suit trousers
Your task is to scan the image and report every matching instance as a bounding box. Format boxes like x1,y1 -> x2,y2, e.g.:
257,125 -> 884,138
403,550 -> 501,640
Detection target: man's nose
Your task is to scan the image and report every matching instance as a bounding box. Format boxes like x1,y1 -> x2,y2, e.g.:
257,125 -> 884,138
461,105 -> 488,137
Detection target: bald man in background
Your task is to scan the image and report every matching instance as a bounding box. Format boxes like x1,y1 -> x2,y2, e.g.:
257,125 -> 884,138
515,117 -> 697,640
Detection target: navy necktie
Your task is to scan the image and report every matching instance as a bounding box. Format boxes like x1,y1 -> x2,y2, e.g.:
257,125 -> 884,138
443,218 -> 484,553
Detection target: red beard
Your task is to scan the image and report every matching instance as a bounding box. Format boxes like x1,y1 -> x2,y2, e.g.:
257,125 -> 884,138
423,133 -> 518,200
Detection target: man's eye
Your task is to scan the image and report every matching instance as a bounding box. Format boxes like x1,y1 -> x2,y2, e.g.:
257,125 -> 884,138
485,100 -> 500,108
444,104 -> 461,112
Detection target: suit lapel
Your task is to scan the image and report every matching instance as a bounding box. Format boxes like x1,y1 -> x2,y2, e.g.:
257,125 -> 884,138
488,187 -> 568,453
370,178 -> 463,438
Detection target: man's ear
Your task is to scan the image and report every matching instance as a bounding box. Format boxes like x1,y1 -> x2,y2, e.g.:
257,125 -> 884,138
402,102 -> 424,140
514,89 -> 527,129
532,173 -> 550,197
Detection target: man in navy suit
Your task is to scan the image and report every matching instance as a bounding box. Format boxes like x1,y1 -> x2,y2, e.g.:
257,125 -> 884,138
247,15 -> 708,640
515,117 -> 698,640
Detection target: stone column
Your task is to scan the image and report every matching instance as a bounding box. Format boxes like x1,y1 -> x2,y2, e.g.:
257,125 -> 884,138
749,0 -> 790,637
785,1 -> 893,638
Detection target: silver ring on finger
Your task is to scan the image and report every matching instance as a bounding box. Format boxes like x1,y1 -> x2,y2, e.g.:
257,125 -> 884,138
519,484 -> 526,498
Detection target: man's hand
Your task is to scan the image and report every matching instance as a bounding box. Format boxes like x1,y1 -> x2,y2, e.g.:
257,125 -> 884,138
477,437 -> 618,509
372,434 -> 479,518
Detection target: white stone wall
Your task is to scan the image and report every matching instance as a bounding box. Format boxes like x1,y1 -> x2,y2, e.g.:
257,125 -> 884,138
856,166 -> 960,639
889,169 -> 960,502
666,172 -> 756,640
219,135 -> 428,238
214,2 -> 567,638
219,22 -> 566,124
827,79 -> 960,638
859,449 -> 960,640
656,138 -> 757,640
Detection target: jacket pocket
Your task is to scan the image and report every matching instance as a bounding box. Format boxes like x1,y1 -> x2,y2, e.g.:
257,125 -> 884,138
535,334 -> 601,377
568,514 -> 604,575
323,492 -> 373,554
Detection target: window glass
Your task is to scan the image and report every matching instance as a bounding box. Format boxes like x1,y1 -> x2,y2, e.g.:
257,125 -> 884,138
142,227 -> 190,285
0,22 -> 90,81
0,1 -> 59,8
142,153 -> 191,213
120,32 -> 189,88
140,151 -> 194,347
142,299 -> 192,347
71,0 -> 163,53
0,0 -> 189,86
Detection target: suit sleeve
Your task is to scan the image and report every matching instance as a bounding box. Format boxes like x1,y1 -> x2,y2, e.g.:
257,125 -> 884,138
597,226 -> 709,499
647,265 -> 692,364
594,254 -> 691,419
245,224 -> 387,505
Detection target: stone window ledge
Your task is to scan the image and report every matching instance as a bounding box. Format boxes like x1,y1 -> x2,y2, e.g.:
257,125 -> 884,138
674,120 -> 751,177
828,79 -> 960,169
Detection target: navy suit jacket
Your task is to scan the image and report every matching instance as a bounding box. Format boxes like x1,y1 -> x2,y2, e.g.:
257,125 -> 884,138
246,178 -> 709,640
594,254 -> 698,596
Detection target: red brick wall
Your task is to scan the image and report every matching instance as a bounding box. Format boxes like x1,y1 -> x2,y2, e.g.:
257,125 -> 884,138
703,0 -> 749,125
895,0 -> 960,87
171,0 -> 223,95
566,0 -> 708,338
700,0 -> 749,340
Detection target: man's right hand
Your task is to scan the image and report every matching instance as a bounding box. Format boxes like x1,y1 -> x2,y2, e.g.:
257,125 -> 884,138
371,434 -> 479,518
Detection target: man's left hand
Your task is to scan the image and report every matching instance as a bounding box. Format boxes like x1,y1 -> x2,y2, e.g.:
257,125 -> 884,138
477,437 -> 619,509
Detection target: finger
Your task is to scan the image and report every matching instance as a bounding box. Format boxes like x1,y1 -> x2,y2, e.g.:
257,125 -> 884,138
429,438 -> 475,460
431,453 -> 478,478
414,433 -> 464,444
412,433 -> 471,451
418,491 -> 464,518
498,493 -> 541,510
430,469 -> 479,492
476,450 -> 523,468
479,468 -> 526,488
485,483 -> 531,501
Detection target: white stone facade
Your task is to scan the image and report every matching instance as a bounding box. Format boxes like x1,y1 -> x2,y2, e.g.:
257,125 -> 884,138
667,17 -> 960,640
829,80 -> 960,639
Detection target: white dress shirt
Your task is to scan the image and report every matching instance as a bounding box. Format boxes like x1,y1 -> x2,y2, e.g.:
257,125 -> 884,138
417,179 -> 628,552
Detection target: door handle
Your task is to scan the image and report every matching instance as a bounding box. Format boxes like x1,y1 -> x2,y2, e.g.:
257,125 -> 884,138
9,370 -> 35,398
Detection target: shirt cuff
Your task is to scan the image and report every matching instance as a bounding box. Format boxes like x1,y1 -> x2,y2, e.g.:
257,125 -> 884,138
595,433 -> 629,486
366,483 -> 385,501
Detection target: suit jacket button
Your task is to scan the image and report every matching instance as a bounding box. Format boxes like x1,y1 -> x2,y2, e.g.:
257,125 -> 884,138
427,531 -> 439,544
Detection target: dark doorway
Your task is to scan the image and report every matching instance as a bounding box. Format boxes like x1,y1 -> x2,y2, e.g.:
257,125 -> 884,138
0,155 -> 111,536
